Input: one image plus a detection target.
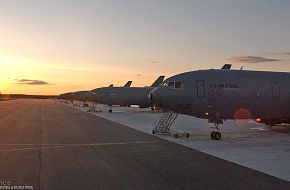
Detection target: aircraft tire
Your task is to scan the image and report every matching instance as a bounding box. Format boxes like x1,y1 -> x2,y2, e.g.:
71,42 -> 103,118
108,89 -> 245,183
174,134 -> 179,138
210,131 -> 216,140
152,130 -> 155,134
185,133 -> 190,138
109,110 -> 112,113
214,132 -> 221,140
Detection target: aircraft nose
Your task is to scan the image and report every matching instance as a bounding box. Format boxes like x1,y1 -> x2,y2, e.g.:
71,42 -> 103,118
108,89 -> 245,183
149,87 -> 177,109
149,88 -> 163,105
85,92 -> 94,101
148,92 -> 153,101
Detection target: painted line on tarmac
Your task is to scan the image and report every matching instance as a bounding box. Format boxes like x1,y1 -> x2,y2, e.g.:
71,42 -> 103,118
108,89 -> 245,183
0,141 -> 166,152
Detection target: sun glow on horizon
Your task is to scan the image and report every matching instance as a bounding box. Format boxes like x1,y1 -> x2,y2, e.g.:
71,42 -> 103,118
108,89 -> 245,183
1,1 -> 290,95
0,53 -> 171,95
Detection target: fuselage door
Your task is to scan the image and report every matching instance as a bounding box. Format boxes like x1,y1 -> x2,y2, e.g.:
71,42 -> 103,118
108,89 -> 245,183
196,80 -> 205,98
271,82 -> 280,99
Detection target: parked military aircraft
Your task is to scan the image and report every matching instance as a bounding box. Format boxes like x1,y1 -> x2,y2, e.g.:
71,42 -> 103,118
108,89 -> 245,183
59,92 -> 74,102
70,90 -> 90,102
59,81 -> 132,103
87,76 -> 165,112
149,65 -> 290,140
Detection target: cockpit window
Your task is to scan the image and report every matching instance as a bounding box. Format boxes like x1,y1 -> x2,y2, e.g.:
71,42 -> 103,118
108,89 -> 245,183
168,82 -> 175,88
162,82 -> 168,87
162,81 -> 183,89
174,82 -> 182,89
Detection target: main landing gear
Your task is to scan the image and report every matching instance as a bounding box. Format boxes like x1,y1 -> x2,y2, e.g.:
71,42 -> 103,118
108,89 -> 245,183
109,105 -> 113,113
210,123 -> 222,140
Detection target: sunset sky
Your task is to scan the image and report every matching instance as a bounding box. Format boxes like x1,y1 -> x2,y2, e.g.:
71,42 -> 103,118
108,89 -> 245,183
0,0 -> 290,95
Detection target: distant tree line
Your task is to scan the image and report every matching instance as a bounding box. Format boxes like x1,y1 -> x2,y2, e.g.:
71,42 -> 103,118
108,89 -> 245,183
0,94 -> 57,101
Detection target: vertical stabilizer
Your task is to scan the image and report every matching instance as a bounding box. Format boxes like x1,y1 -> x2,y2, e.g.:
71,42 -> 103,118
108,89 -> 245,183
221,64 -> 232,70
123,81 -> 132,87
150,76 -> 165,87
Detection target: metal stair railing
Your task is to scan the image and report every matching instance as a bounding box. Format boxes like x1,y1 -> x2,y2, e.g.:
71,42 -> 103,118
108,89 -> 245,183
152,110 -> 189,138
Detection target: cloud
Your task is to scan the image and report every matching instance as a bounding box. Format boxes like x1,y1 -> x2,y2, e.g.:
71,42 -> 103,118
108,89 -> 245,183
14,79 -> 53,85
226,56 -> 280,63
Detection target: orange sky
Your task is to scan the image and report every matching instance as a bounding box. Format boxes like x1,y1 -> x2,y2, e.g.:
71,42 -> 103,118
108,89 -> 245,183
1,1 -> 290,95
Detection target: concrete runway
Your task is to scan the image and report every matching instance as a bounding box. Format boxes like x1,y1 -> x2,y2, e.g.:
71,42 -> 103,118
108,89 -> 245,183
0,100 -> 289,190
75,103 -> 290,181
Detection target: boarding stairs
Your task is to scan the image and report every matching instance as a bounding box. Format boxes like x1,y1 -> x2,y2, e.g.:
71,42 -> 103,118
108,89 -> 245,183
152,110 -> 189,138
87,104 -> 96,112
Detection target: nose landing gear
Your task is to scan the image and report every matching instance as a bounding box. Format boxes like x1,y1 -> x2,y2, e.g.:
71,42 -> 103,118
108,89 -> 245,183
210,123 -> 222,140
108,105 -> 113,113
211,131 -> 221,140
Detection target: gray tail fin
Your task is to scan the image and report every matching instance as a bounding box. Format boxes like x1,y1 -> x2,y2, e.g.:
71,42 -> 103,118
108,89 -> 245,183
150,76 -> 165,87
108,84 -> 113,87
123,81 -> 132,87
221,64 -> 232,70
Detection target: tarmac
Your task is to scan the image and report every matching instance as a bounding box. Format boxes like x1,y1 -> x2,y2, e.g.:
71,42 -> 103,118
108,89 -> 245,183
0,99 -> 290,190
74,103 -> 290,182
